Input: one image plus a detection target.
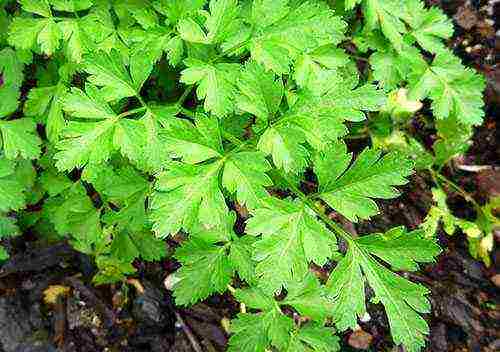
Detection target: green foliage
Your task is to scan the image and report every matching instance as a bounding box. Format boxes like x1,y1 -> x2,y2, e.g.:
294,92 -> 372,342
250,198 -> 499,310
0,1 -> 486,351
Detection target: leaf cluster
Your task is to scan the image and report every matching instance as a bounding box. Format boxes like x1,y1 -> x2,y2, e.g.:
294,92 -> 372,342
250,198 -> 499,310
0,1 -> 486,351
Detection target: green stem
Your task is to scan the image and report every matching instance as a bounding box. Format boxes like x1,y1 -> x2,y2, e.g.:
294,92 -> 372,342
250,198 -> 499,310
277,174 -> 354,244
179,107 -> 196,119
221,131 -> 356,244
221,130 -> 244,146
117,106 -> 147,119
176,86 -> 195,107
429,168 -> 483,214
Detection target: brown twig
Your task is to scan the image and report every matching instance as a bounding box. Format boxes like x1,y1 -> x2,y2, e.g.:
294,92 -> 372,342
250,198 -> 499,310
175,311 -> 203,352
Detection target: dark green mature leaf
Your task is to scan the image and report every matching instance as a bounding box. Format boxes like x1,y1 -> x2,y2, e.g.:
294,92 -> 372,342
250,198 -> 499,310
328,239 -> 435,352
259,77 -> 385,174
222,151 -> 272,210
0,118 -> 42,160
0,2 -> 487,351
180,59 -> 240,116
150,161 -> 227,237
173,236 -> 234,305
0,158 -> 35,212
236,60 -> 283,124
357,227 -> 441,271
0,48 -> 24,117
315,142 -> 414,222
247,197 -> 337,293
249,0 -> 346,74
282,273 -> 334,323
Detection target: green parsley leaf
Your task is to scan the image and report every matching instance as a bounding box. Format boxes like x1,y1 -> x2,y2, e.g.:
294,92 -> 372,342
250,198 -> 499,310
0,48 -> 24,117
247,197 -> 337,293
150,161 -> 227,236
314,142 -> 414,222
173,236 -> 234,305
409,50 -> 486,125
222,151 -> 272,210
0,118 -> 42,160
249,0 -> 346,74
328,237 -> 436,352
180,59 -> 240,116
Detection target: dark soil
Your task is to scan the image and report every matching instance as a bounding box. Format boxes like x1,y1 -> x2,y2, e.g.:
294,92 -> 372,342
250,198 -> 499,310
1,1 -> 499,351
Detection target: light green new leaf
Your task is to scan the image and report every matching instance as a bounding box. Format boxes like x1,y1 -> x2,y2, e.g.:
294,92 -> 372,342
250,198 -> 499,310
229,235 -> 257,284
315,142 -> 414,222
58,19 -> 87,63
421,188 -> 481,239
294,46 -> 350,93
258,125 -> 309,174
370,51 -> 406,91
62,86 -> 116,120
113,118 -> 148,165
150,161 -> 227,237
55,87 -> 157,171
409,50 -> 486,125
408,7 -> 453,53
54,118 -> 117,171
173,237 -> 234,305
222,151 -> 272,210
140,109 -> 174,171
247,198 -> 337,293
153,0 -> 206,24
115,0 -> 159,29
19,0 -> 51,16
326,244 -> 365,331
54,86 -> 118,171
0,118 -> 42,160
362,0 -> 409,52
236,61 -> 283,124
8,17 -> 62,56
180,59 -> 240,116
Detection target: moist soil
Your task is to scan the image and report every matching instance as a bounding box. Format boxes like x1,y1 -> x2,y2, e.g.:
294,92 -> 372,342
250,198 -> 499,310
1,1 -> 499,351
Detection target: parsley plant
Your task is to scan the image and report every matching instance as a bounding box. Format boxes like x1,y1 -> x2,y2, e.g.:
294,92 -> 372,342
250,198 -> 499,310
0,1 -> 487,351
